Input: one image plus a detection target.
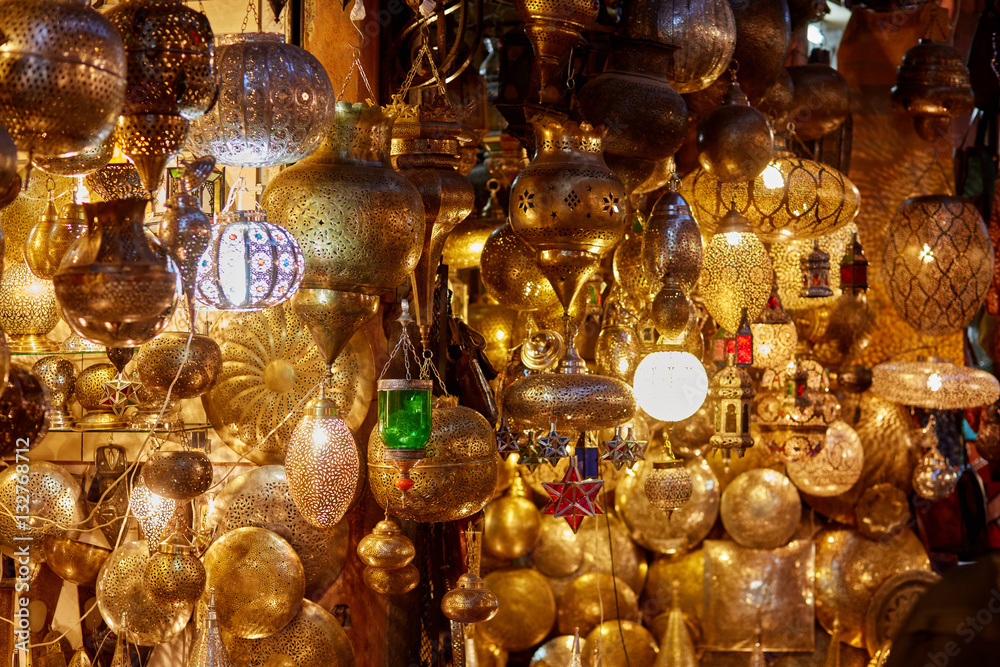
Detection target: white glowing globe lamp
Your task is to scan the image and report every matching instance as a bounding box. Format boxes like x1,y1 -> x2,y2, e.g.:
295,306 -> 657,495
632,350 -> 709,422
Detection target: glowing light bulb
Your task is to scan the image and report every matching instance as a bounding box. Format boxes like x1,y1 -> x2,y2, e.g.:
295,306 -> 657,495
632,350 -> 709,422
927,373 -> 943,392
725,231 -> 742,246
761,164 -> 785,189
919,243 -> 935,263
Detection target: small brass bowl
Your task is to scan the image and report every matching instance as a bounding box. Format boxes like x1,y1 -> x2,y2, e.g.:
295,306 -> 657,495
43,535 -> 111,587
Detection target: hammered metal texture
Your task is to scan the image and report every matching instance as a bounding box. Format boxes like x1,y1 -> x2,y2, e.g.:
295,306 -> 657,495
189,33 -> 333,168
509,121 -> 627,257
0,363 -> 51,455
641,549 -> 704,627
0,461 -> 82,563
0,0 -> 126,156
483,495 -> 541,560
503,373 -> 636,432
368,405 -> 499,523
203,303 -> 373,465
143,548 -> 207,608
703,539 -> 815,651
225,599 -> 355,667
105,0 -> 216,119
622,0 -> 735,94
96,540 -> 193,646
0,262 -> 60,337
557,572 -> 640,636
141,450 -> 213,501
814,528 -> 930,649
584,620 -> 658,667
615,453 -> 719,554
480,568 -> 557,652
202,527 -> 305,640
881,196 -> 992,337
480,223 -> 559,311
719,469 -> 801,549
42,535 -> 110,588
261,102 -> 425,293
136,332 -> 221,400
208,466 -> 348,591
681,151 -> 861,244
541,515 -> 646,600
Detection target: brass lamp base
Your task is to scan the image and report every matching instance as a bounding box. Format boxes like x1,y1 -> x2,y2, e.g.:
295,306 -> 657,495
8,333 -> 60,353
75,411 -> 128,430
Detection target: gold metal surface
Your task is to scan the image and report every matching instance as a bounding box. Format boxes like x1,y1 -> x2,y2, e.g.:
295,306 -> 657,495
697,81 -> 774,183
0,461 -> 83,563
202,527 -> 305,640
814,528 -> 930,649
855,483 -> 910,540
616,454 -> 719,554
291,288 -> 379,369
786,420 -> 865,497
480,568 -> 557,652
531,514 -> 586,579
74,362 -> 118,428
136,332 -> 221,400
42,535 -> 110,588
557,572 -> 640,636
208,466 -> 348,591
203,303 -> 373,465
189,33 -> 333,168
261,102 -> 425,293
543,515 -> 647,600
85,163 -> 147,202
25,199 -> 88,280
530,635 -> 581,667
441,572 -> 500,624
0,262 -> 60,351
362,564 -> 420,595
357,519 -> 415,570
772,223 -> 858,311
143,539 -> 207,609
0,0 -> 126,157
142,450 -> 214,501
720,468 -> 801,549
583,620 -> 658,667
0,362 -> 52,454
863,570 -> 940,656
480,223 -> 559,312
2,171 -> 72,264
703,539 -> 815,651
369,406 -> 499,523
225,599 -> 355,667
32,133 -> 115,178
96,540 -> 193,646
503,373 -> 636,432
513,0 -> 598,92
641,549 -> 704,627
484,495 -> 542,560
699,210 -> 773,332
645,459 -> 694,516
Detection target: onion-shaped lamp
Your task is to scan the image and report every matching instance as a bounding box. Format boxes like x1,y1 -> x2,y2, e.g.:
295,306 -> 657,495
284,389 -> 362,528
196,210 -> 304,311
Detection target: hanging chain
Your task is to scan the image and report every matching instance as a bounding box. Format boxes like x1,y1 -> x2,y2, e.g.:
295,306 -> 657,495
240,0 -> 260,34
395,26 -> 453,109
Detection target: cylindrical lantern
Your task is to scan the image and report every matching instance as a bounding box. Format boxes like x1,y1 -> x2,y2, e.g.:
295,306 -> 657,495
188,33 -> 334,168
196,210 -> 304,311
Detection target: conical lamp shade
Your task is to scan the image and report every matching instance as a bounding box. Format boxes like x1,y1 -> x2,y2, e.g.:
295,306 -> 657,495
187,589 -> 233,667
68,649 -> 93,667
291,288 -> 379,370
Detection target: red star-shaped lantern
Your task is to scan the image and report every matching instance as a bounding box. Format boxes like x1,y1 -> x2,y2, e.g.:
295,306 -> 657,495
541,460 -> 604,533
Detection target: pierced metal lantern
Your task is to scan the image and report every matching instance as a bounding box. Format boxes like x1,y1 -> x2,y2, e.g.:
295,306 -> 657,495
0,461 -> 83,564
24,192 -> 88,280
285,390 -> 362,528
0,0 -> 126,157
189,33 -> 334,168
136,332 -> 221,400
681,135 -> 861,243
357,519 -> 415,570
699,207 -> 772,333
513,0 -> 599,93
871,357 -> 1000,410
142,450 -> 213,501
32,355 -> 76,429
643,187 -> 704,296
881,195 -> 992,337
755,359 -> 841,461
0,262 -> 61,352
105,0 -> 217,194
196,210 -> 304,311
143,533 -> 207,609
799,239 -> 834,298
644,458 -> 693,518
751,289 -> 797,373
709,354 -> 754,458
891,39 -> 974,142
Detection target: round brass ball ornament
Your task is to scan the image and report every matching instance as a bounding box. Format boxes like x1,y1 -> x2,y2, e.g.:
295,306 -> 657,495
557,572 -> 640,636
441,572 -> 500,624
141,450 -> 213,501
225,599 -> 356,667
480,222 -> 559,312
583,620 -> 659,667
480,568 -> 557,652
0,262 -> 61,353
202,527 -> 305,640
697,80 -> 774,183
0,461 -> 84,563
142,533 -> 207,609
0,363 -> 52,455
720,468 -> 801,549
136,332 -> 222,400
484,493 -> 542,560
645,458 -> 694,517
368,405 -> 499,523
74,361 -> 124,429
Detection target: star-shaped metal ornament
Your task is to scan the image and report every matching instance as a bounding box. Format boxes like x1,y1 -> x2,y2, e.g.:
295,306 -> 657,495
102,373 -> 136,419
601,426 -> 630,471
541,460 -> 604,533
495,417 -> 521,460
538,424 -> 571,466
623,429 -> 648,467
518,432 -> 542,473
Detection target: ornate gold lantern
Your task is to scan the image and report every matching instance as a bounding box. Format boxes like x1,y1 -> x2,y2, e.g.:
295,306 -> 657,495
709,354 -> 755,458
891,39 -> 974,142
0,0 -> 126,158
643,187 -> 704,297
755,359 -> 841,461
0,461 -> 84,564
442,180 -> 505,270
697,78 -> 773,183
751,286 -> 797,373
799,239 -> 834,298
699,207 -> 772,333
513,0 -> 599,94
719,468 -> 801,549
786,420 -> 864,497
105,0 -> 217,194
143,533 -> 207,609
135,331 -> 221,400
141,450 -> 213,501
871,357 -> 1000,410
224,599 -> 355,667
480,223 -> 559,312
0,262 -> 61,352
681,135 -> 861,243
881,195 -> 992,336
188,33 -> 334,168
74,362 -> 124,429
24,187 -> 88,280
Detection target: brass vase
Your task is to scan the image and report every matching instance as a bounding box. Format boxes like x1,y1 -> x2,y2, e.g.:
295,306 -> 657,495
53,198 -> 178,348
75,362 -> 126,429
509,120 -> 627,317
